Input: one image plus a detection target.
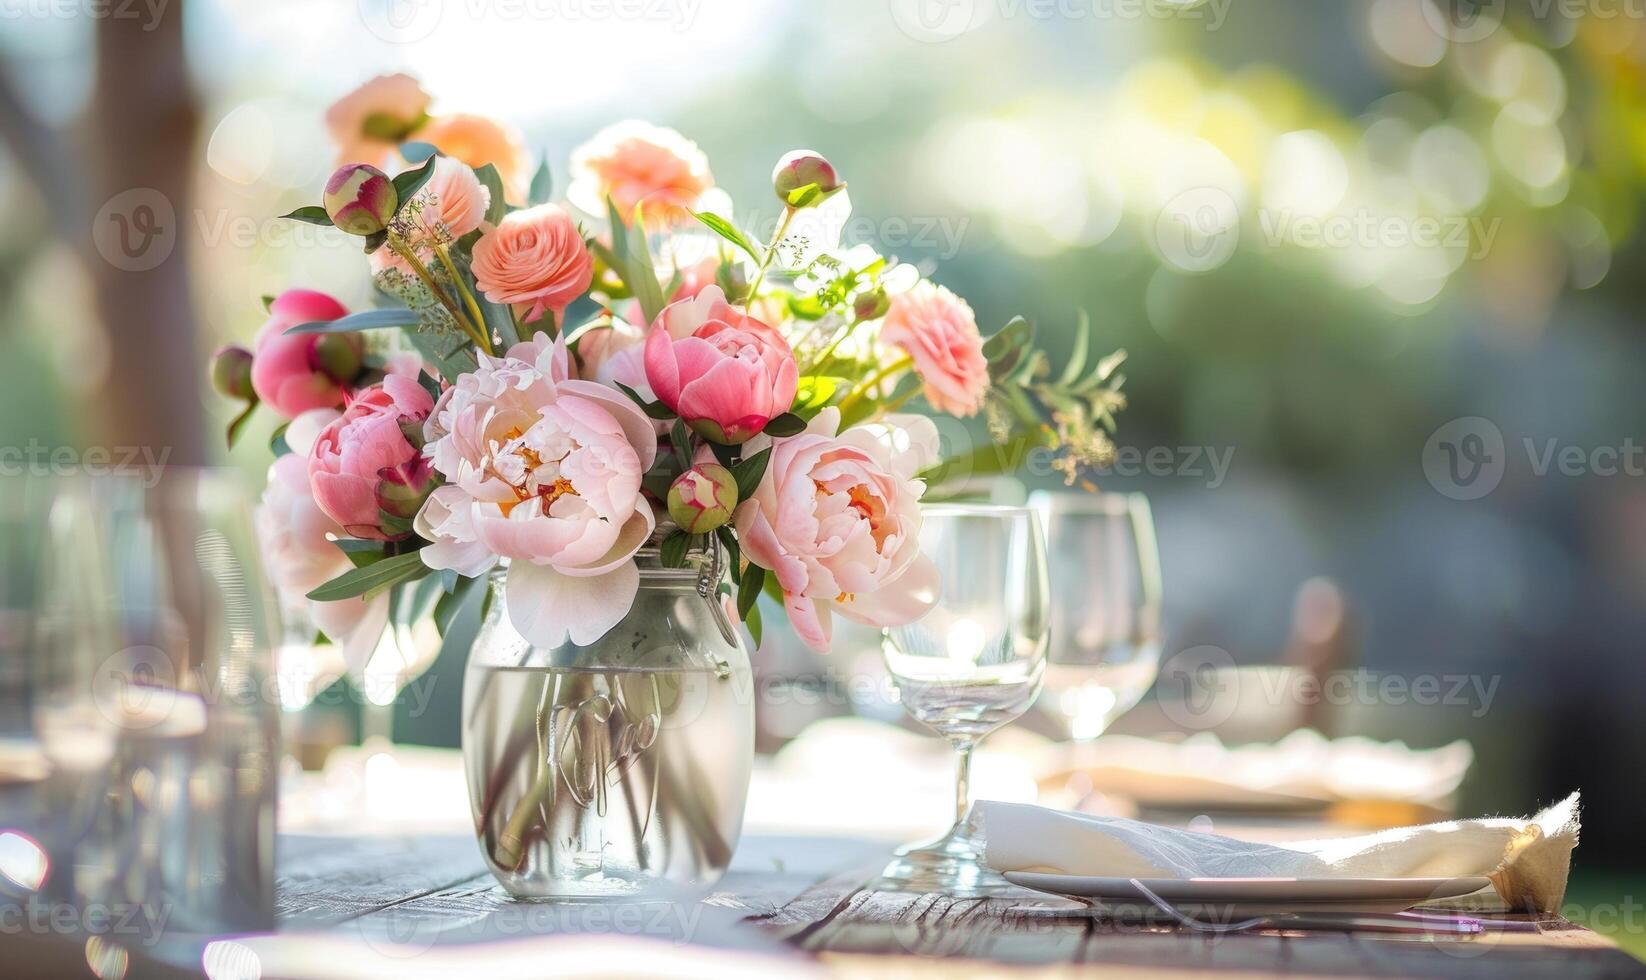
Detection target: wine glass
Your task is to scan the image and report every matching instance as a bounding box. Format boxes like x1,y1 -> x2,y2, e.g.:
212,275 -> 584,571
877,504 -> 1049,896
1029,491 -> 1162,742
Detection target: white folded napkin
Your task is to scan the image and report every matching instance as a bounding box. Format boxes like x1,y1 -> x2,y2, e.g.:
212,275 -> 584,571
977,792 -> 1580,912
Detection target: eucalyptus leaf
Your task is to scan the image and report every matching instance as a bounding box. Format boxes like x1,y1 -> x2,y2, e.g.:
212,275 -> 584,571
306,551 -> 430,602
285,308 -> 420,335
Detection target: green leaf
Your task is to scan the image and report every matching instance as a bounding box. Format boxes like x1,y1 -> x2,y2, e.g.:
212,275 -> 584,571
660,530 -> 693,569
919,437 -> 1042,486
982,315 -> 1033,362
415,369 -> 442,403
364,229 -> 388,254
689,210 -> 761,261
792,376 -> 846,418
715,526 -> 740,575
1058,310 -> 1091,387
474,164 -> 507,226
786,183 -> 823,208
400,140 -> 438,163
306,551 -> 430,602
670,419 -> 693,469
286,308 -> 420,335
269,422 -> 291,458
334,539 -> 388,569
225,402 -> 257,451
433,573 -> 485,635
736,564 -> 765,622
281,206 -> 332,227
528,160 -> 554,206
744,602 -> 762,649
730,447 -> 770,501
391,155 -> 439,211
407,324 -> 481,385
614,381 -> 675,420
608,197 -> 666,326
261,294 -> 276,312
762,413 -> 807,438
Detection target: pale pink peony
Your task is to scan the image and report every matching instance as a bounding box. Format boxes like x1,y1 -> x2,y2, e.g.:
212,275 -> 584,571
257,453 -> 388,676
308,374 -> 437,541
249,289 -> 362,418
413,333 -> 660,648
569,120 -> 713,228
575,316 -> 649,392
735,408 -> 941,652
419,113 -> 533,204
325,74 -> 431,169
880,282 -> 990,418
471,204 -> 594,324
643,286 -> 799,445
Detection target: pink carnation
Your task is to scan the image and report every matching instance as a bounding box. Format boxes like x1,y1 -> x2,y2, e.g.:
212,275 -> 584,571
880,282 -> 990,418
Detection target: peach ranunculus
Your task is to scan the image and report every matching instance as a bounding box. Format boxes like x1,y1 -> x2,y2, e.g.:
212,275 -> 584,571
250,289 -> 364,419
257,452 -> 388,677
643,285 -> 799,445
735,408 -> 941,652
370,156 -> 492,280
879,281 -> 991,418
471,204 -> 594,325
419,113 -> 533,204
325,73 -> 431,169
568,120 -> 713,228
308,374 -> 438,541
414,333 -> 660,648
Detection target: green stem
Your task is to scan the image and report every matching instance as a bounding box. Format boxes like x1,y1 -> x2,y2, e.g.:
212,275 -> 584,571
434,243 -> 494,357
838,354 -> 914,418
388,234 -> 487,351
744,206 -> 796,311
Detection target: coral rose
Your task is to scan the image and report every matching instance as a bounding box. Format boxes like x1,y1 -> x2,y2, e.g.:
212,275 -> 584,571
735,408 -> 941,652
419,113 -> 533,204
879,282 -> 990,418
308,374 -> 437,541
414,333 -> 660,648
249,289 -> 363,418
471,204 -> 593,324
643,286 -> 799,445
569,120 -> 713,228
257,453 -> 388,677
325,73 -> 431,169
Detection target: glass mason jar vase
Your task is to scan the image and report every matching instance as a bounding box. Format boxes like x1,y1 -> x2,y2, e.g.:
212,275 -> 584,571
461,546 -> 754,900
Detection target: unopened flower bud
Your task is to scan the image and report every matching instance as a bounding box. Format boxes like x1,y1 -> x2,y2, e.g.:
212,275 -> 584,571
374,457 -> 440,538
772,150 -> 843,208
667,463 -> 738,534
210,345 -> 256,401
323,163 -> 398,236
312,332 -> 365,386
853,287 -> 890,322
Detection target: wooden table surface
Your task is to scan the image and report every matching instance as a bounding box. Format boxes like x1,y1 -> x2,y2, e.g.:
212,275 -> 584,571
257,830 -> 1646,979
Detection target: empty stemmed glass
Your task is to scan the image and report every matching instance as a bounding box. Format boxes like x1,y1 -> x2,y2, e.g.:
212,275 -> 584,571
1030,491 -> 1162,742
877,504 -> 1049,896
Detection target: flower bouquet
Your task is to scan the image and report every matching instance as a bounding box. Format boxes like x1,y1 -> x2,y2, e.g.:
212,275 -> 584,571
216,74 -> 1127,683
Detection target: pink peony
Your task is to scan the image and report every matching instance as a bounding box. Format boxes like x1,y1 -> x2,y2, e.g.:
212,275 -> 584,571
257,453 -> 388,676
308,374 -> 437,541
643,286 -> 799,445
569,120 -> 713,228
250,289 -> 363,419
325,74 -> 431,169
471,204 -> 594,324
735,408 -> 941,652
419,113 -> 533,204
414,333 -> 660,648
880,282 -> 990,418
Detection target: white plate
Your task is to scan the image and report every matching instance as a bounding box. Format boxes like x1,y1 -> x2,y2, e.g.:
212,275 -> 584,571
1003,872 -> 1494,916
